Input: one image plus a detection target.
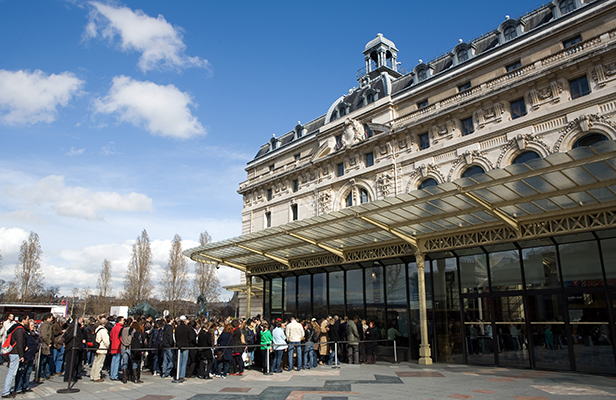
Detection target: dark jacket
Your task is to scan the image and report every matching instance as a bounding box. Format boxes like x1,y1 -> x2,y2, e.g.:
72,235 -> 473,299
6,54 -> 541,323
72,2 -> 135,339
329,321 -> 341,342
175,322 -> 192,348
217,331 -> 233,361
161,324 -> 174,348
7,323 -> 25,357
24,328 -> 38,361
366,326 -> 380,352
63,321 -> 84,351
198,330 -> 213,360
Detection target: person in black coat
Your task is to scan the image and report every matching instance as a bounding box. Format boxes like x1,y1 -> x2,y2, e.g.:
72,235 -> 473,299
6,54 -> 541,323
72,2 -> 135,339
216,324 -> 233,378
365,320 -> 380,364
197,322 -> 213,379
63,317 -> 84,382
328,316 -> 341,365
175,317 -> 192,381
186,320 -> 198,378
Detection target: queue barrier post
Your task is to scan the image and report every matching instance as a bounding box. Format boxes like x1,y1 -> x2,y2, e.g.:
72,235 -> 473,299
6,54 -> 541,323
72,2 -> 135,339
172,348 -> 182,383
266,343 -> 272,375
393,340 -> 398,363
35,345 -> 42,383
332,342 -> 340,369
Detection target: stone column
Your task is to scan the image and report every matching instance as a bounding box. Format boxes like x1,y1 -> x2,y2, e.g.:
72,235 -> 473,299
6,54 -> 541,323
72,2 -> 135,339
416,252 -> 433,365
246,273 -> 252,318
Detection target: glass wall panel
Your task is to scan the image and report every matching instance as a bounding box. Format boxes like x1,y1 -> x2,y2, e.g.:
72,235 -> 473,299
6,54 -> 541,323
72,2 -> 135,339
329,271 -> 345,317
284,276 -> 296,317
493,295 -> 529,368
560,241 -> 603,288
386,263 -> 408,347
432,258 -> 463,363
600,238 -> 616,285
459,254 -> 489,293
464,297 -> 494,365
490,250 -> 523,291
346,269 -> 364,319
313,273 -> 327,318
365,266 -> 385,328
526,294 -> 570,370
567,291 -> 616,373
297,275 -> 311,319
409,261 -> 432,360
522,246 -> 559,289
264,279 -> 271,320
272,277 -> 282,310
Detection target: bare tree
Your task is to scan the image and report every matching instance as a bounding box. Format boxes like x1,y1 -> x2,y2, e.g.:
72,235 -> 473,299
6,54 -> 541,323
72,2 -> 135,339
161,234 -> 189,316
123,229 -> 154,307
81,287 -> 92,316
15,231 -> 44,303
193,231 -> 221,303
97,259 -> 112,298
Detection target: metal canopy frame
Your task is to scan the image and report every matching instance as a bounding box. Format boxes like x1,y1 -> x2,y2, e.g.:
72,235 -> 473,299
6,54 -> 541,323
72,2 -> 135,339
184,141 -> 616,274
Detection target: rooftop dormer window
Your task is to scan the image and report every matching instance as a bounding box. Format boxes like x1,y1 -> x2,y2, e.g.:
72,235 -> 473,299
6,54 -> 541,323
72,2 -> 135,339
457,48 -> 469,63
504,25 -> 517,41
559,0 -> 576,15
417,69 -> 427,82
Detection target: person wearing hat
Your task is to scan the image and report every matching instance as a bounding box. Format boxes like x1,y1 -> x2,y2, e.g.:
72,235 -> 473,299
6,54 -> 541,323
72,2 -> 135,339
175,316 -> 191,382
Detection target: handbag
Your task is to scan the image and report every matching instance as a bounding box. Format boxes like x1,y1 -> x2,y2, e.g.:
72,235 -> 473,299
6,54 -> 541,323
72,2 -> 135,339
215,334 -> 231,361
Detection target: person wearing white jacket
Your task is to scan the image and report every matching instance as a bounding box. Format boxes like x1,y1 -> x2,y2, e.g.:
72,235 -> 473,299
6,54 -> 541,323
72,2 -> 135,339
91,318 -> 110,382
285,317 -> 305,371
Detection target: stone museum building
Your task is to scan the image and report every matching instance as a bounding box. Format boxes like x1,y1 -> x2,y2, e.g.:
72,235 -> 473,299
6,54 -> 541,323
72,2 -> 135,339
186,0 -> 616,373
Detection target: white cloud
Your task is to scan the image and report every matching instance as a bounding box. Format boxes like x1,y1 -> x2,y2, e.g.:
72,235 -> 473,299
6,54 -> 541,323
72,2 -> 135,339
0,69 -> 84,124
0,227 -> 30,255
100,142 -> 120,155
3,175 -> 153,220
65,147 -> 85,156
85,2 -> 209,73
93,76 -> 206,139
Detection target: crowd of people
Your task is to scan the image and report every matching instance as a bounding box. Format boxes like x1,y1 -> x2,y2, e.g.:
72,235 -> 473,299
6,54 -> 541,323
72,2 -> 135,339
0,312 -> 388,398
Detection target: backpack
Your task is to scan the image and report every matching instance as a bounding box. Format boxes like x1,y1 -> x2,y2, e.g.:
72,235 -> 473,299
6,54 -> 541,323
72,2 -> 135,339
1,325 -> 23,355
311,328 -> 319,343
151,328 -> 163,348
131,332 -> 145,351
246,328 -> 255,345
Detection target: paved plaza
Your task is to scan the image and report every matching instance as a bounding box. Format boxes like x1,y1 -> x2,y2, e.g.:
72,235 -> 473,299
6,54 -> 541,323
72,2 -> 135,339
1,362 -> 615,400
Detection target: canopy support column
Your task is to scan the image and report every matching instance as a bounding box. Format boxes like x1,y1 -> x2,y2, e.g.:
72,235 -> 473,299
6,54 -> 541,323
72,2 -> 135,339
246,272 -> 252,318
416,252 -> 433,365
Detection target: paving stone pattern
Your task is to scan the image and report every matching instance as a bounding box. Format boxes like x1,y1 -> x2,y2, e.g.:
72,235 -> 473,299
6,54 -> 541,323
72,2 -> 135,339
1,361 -> 615,399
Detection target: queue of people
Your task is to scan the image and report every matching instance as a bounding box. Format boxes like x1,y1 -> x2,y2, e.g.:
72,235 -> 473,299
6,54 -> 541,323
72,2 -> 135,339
0,312 -> 385,397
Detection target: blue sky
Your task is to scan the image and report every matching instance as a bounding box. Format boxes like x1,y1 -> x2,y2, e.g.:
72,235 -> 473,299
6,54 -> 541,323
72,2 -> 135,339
0,0 -> 545,299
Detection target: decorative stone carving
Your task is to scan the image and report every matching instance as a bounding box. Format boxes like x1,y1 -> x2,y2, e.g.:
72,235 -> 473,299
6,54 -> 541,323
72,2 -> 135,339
342,118 -> 365,147
495,134 -> 551,168
407,164 -> 445,192
474,103 -> 504,129
592,63 -> 616,87
398,138 -> 408,150
554,114 -> 616,152
318,191 -> 332,215
447,150 -> 494,181
529,82 -> 562,109
376,172 -> 394,197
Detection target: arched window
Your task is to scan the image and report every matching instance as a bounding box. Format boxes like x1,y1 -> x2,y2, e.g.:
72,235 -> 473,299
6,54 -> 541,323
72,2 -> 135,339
504,26 -> 517,41
560,0 -> 576,15
340,107 -> 347,117
418,178 -> 438,190
461,165 -> 485,178
513,151 -> 540,164
457,49 -> 468,63
331,109 -> 338,121
367,92 -> 375,104
573,133 -> 609,148
345,192 -> 353,207
360,188 -> 369,204
417,69 -> 427,82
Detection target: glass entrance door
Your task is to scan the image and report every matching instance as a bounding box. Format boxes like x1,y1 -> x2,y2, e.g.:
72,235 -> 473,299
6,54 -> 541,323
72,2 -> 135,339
526,292 -> 571,370
493,295 -> 530,368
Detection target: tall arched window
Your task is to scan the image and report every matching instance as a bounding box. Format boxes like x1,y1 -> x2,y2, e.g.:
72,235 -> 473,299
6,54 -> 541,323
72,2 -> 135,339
513,151 -> 540,164
573,133 -> 608,148
504,26 -> 517,41
457,49 -> 468,63
461,165 -> 485,178
560,0 -> 576,15
418,178 -> 438,190
360,188 -> 369,204
367,92 -> 375,104
345,192 -> 353,207
331,109 -> 338,121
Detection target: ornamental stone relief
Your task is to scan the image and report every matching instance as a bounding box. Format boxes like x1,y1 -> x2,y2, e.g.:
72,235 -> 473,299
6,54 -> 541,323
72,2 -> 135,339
447,150 -> 494,181
553,114 -> 616,152
474,103 -> 504,129
376,172 -> 394,197
495,134 -> 551,168
529,81 -> 562,109
407,164 -> 445,192
341,118 -> 365,148
317,190 -> 332,215
592,63 -> 616,87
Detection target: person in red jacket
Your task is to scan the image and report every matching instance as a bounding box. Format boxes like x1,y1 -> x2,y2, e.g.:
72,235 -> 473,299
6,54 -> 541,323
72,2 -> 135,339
2,318 -> 26,398
109,317 -> 124,381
